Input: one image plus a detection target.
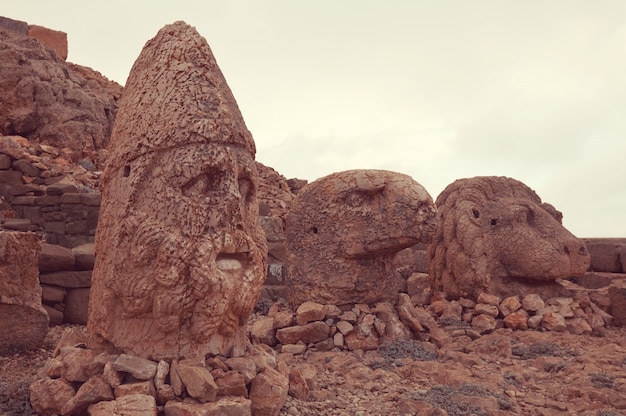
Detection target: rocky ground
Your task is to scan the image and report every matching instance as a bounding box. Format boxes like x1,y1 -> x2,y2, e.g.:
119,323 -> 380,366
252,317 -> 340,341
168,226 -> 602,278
2,319 -> 626,416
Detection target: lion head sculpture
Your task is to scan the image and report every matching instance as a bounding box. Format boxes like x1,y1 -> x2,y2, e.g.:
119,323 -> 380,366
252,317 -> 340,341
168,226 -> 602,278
427,176 -> 590,300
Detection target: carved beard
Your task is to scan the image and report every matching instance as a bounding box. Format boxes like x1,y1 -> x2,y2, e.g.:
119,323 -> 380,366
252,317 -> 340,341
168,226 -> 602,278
110,211 -> 263,339
107,144 -> 265,341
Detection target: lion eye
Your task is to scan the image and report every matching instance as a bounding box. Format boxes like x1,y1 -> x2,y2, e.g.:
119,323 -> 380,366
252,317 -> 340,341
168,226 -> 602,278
514,208 -> 529,224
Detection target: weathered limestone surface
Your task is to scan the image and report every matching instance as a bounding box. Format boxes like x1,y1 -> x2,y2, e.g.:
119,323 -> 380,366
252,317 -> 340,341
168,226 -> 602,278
286,169 -> 437,307
0,231 -> 48,351
428,176 -> 591,300
87,21 -> 267,360
0,29 -> 121,151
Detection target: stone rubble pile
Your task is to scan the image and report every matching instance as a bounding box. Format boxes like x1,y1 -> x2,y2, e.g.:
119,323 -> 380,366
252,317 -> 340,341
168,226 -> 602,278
249,289 -> 613,358
29,328 -> 290,416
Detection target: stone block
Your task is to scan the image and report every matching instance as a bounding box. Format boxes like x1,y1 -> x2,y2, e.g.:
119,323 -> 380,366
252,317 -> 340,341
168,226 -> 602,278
1,218 -> 34,231
276,321 -> 330,345
40,270 -> 92,288
44,221 -> 65,234
0,16 -> 28,36
59,193 -> 82,204
81,192 -> 101,206
584,238 -> 625,273
609,280 -> 626,326
37,195 -> 61,206
28,24 -> 68,60
43,304 -> 64,326
258,216 -> 284,242
72,243 -> 95,270
249,367 -> 288,416
0,154 -> 10,169
65,220 -> 88,235
0,231 -> 48,351
41,285 -> 66,304
12,159 -> 39,176
112,354 -> 158,380
87,394 -> 157,416
0,170 -> 23,185
39,243 -> 75,272
63,288 -> 90,324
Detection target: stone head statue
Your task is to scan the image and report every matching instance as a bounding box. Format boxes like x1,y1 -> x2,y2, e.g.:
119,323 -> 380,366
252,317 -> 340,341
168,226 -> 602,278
286,169 -> 437,307
87,22 -> 266,360
428,176 -> 590,300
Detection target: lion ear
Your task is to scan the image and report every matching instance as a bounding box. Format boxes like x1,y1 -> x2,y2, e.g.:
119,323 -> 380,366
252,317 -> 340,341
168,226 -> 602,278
467,206 -> 483,226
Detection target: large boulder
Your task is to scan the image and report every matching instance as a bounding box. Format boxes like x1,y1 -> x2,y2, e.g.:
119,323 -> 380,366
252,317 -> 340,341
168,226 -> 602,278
428,176 -> 591,300
285,169 -> 437,307
0,27 -> 121,154
0,231 -> 48,352
87,21 -> 267,360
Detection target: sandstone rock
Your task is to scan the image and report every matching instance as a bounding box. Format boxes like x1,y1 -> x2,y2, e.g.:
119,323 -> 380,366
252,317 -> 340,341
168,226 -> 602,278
295,301 -> 326,325
281,342 -> 307,355
43,304 -> 64,326
29,378 -> 76,416
276,321 -> 330,345
249,367 -> 289,416
477,292 -> 501,306
176,363 -> 219,403
429,176 -> 590,300
57,346 -> 99,382
286,169 -> 437,307
565,317 -> 592,335
27,25 -> 67,60
499,295 -> 522,316
335,320 -> 355,336
439,300 -> 463,322
88,393 -> 157,416
0,29 -> 121,151
372,301 -> 413,342
471,314 -> 497,334
225,357 -> 257,384
112,354 -> 158,380
474,303 -> 500,318
61,376 -> 114,416
272,310 -> 294,329
541,312 -> 567,332
87,21 -> 267,359
163,396 -> 252,416
503,310 -> 528,330
0,231 -> 48,352
522,293 -> 545,311
406,272 -> 431,297
216,370 -> 248,397
115,380 -> 156,398
249,317 -> 277,346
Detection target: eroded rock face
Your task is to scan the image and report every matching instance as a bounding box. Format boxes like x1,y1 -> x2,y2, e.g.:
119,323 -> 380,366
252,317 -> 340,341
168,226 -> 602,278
0,29 -> 121,153
428,176 -> 590,300
0,231 -> 48,352
286,170 -> 437,307
87,21 -> 267,360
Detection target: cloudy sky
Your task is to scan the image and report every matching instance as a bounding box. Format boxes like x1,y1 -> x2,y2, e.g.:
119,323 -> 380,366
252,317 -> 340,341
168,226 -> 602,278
5,1 -> 625,237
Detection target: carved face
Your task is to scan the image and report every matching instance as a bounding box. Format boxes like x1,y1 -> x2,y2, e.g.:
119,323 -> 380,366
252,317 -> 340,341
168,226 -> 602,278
107,143 -> 266,352
468,197 -> 590,280
429,176 -> 591,301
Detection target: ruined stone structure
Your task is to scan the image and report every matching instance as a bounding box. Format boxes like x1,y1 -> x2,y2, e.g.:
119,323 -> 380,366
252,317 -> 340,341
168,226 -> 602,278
0,21 -> 121,152
87,21 -> 267,360
428,176 -> 591,300
0,231 -> 48,351
286,169 -> 437,307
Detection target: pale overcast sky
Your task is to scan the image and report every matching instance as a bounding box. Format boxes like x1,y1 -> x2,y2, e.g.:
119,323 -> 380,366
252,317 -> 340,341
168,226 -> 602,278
4,1 -> 626,237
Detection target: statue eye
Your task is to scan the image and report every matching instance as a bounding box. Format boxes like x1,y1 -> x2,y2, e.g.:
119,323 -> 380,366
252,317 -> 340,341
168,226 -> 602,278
514,208 -> 529,224
182,167 -> 224,198
238,176 -> 254,202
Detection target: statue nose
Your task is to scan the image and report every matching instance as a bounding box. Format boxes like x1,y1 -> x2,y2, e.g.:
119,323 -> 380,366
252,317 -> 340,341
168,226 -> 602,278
563,240 -> 588,257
